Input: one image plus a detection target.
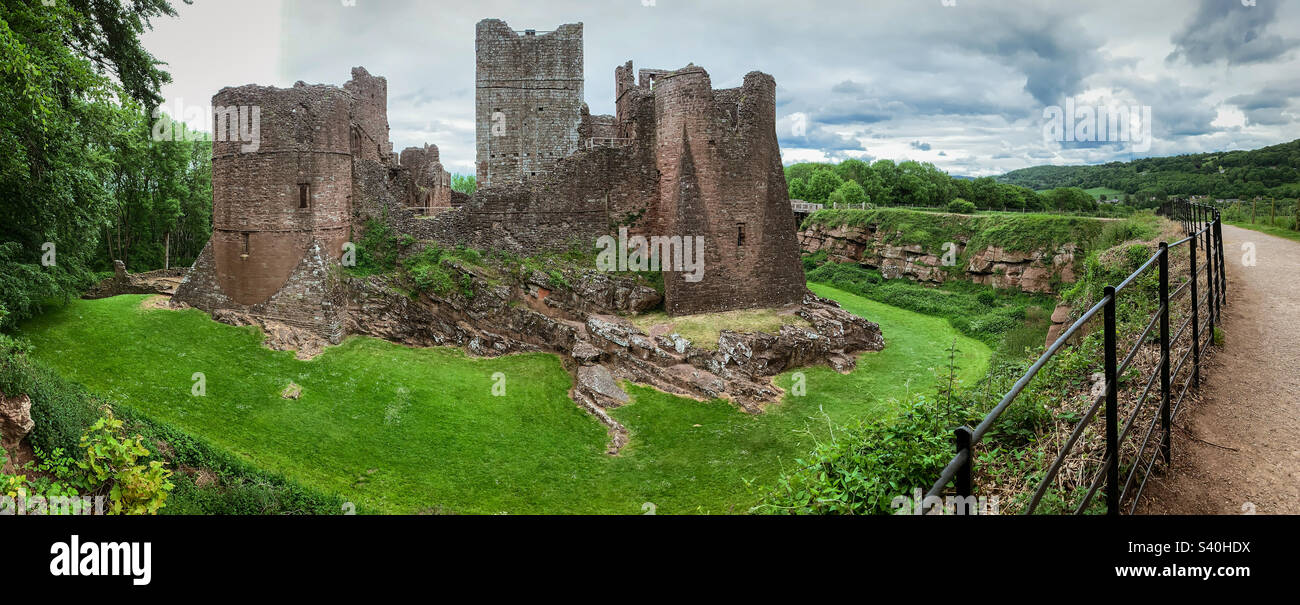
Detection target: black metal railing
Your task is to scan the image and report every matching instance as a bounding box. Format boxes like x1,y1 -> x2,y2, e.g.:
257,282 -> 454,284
924,200 -> 1227,515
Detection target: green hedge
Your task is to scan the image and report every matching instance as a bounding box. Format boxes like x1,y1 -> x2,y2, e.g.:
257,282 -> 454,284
1,334 -> 348,515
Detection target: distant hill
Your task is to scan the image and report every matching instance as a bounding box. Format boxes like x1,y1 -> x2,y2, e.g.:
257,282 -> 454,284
997,139 -> 1300,200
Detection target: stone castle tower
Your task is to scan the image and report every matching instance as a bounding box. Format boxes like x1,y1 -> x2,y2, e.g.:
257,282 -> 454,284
474,19 -> 585,187
175,68 -> 450,339
616,63 -> 806,314
455,19 -> 806,315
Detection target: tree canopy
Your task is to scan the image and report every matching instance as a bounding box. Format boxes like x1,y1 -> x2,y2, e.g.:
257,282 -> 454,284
1,0 -> 196,328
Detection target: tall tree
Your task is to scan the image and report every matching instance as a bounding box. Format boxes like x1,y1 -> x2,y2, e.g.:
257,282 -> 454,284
0,0 -> 186,327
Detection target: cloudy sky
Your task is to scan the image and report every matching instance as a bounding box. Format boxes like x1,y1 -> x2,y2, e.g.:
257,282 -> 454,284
142,0 -> 1300,177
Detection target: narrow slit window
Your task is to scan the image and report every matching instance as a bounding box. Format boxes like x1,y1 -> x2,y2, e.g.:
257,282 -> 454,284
737,223 -> 746,247
299,183 -> 310,209
242,232 -> 250,255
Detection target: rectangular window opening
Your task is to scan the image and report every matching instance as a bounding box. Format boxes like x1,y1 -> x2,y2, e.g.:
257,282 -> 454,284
299,183 -> 310,209
737,223 -> 746,247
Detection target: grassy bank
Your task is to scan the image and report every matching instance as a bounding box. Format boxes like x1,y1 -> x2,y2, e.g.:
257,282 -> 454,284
15,293 -> 989,514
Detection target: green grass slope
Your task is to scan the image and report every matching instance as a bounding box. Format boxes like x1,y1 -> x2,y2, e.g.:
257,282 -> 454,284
15,293 -> 989,514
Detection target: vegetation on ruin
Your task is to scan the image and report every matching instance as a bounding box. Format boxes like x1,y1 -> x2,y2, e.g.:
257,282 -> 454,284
349,218 -> 665,301
13,292 -> 988,513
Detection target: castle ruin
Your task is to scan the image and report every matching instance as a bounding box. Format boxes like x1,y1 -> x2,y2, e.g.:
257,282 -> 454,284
177,18 -> 805,337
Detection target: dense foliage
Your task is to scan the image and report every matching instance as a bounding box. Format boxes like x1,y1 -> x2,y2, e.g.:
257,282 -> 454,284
785,158 -> 1108,213
0,332 -> 345,514
802,207 -> 1107,254
768,214 -> 1171,514
998,138 -> 1300,202
805,261 -> 1051,350
0,0 -> 207,329
451,173 -> 477,195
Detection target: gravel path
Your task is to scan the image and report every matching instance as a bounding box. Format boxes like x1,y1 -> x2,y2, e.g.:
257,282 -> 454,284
1137,224 -> 1300,514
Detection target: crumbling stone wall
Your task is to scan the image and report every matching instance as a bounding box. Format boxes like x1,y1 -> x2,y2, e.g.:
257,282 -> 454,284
345,67 -> 394,163
398,144 -> 453,213
438,27 -> 808,316
475,20 -> 584,187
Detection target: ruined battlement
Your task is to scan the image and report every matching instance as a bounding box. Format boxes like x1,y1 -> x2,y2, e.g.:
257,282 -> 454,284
345,66 -> 393,162
177,68 -> 445,340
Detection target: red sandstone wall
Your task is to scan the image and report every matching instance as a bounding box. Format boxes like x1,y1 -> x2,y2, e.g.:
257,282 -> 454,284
210,83 -> 353,307
345,67 -> 393,163
475,19 -> 585,187
651,67 -> 806,315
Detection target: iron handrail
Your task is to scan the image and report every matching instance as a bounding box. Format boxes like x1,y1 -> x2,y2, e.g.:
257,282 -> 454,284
923,199 -> 1226,515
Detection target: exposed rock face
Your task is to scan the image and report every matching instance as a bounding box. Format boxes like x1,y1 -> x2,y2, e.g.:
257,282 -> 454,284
800,222 -> 1080,294
0,391 -> 35,475
345,261 -> 883,450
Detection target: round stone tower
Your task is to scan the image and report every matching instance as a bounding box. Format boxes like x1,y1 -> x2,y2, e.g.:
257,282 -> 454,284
209,82 -> 353,306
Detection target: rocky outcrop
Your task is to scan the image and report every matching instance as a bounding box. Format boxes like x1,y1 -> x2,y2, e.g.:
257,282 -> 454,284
344,262 -> 883,452
800,222 -> 1081,294
84,260 -> 187,299
1,391 -> 35,475
151,249 -> 880,454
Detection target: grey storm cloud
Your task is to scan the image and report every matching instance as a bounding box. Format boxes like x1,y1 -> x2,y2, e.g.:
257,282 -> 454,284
1167,0 -> 1299,65
1227,80 -> 1300,125
152,0 -> 1299,177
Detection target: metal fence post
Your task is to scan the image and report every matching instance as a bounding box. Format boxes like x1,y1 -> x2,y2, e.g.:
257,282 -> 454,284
955,426 -> 973,499
1206,209 -> 1217,332
1158,243 -> 1171,465
1103,286 -> 1119,515
1211,210 -> 1222,313
1190,232 -> 1201,389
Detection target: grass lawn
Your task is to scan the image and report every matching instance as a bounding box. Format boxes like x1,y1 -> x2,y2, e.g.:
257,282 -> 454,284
15,290 -> 989,514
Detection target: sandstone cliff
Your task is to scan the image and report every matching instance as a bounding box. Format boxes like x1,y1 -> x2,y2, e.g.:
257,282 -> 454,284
798,210 -> 1100,294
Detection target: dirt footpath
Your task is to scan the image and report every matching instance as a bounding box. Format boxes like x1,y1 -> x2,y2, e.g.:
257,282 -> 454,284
1137,224 -> 1300,514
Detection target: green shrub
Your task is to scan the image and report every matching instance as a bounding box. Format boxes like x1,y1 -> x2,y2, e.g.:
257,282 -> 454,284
115,407 -> 349,515
754,397 -> 972,515
947,198 -> 976,214
354,218 -> 407,275
0,337 -> 102,455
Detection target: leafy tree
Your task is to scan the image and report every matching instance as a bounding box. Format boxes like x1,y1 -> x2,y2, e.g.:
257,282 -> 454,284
807,169 -> 845,203
828,180 -> 868,206
451,173 -> 476,195
947,198 -> 976,214
0,0 -> 187,327
834,158 -> 872,185
788,176 -> 809,201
